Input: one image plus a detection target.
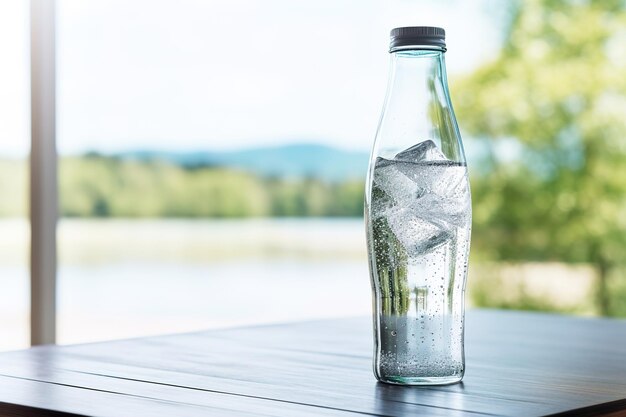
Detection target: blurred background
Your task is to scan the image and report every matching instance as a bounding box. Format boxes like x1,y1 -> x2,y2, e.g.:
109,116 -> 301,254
1,0 -> 625,350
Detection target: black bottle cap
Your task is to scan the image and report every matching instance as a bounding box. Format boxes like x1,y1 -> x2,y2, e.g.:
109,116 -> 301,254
389,26 -> 446,52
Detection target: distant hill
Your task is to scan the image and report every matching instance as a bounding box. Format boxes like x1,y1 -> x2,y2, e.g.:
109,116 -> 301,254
113,143 -> 370,182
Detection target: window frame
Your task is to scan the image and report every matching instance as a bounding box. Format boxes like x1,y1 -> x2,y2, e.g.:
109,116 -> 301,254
29,0 -> 57,346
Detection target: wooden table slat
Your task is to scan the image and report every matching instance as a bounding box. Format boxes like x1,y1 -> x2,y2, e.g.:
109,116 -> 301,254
0,310 -> 624,417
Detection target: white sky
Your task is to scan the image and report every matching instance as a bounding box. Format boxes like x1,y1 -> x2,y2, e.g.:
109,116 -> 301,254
0,0 -> 505,156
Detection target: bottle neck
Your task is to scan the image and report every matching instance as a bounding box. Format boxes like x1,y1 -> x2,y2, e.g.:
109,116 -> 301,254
376,48 -> 464,162
388,49 -> 448,100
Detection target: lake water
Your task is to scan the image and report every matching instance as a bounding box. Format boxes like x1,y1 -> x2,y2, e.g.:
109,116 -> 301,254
0,218 -> 371,350
0,218 -> 594,351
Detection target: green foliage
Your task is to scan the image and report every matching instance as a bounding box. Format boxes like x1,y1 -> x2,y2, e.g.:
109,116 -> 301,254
0,156 -> 365,218
453,0 -> 626,315
607,266 -> 626,316
0,159 -> 27,217
468,264 -> 594,315
56,156 -> 364,218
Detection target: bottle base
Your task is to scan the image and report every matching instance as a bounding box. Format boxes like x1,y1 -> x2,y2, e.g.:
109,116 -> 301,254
376,374 -> 463,386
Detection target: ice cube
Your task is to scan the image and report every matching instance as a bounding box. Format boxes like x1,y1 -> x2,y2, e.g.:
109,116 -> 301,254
395,140 -> 447,163
371,155 -> 470,255
385,204 -> 454,254
396,161 -> 470,228
373,157 -> 420,215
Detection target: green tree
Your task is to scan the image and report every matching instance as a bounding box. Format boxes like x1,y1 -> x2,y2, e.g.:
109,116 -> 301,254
454,0 -> 626,315
58,156 -> 365,219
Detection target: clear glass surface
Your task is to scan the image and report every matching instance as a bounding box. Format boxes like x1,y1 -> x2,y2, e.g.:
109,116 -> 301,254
55,1 -> 376,344
365,48 -> 471,385
0,0 -> 29,351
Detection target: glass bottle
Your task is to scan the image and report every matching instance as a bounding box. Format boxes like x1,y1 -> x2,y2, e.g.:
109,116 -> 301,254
365,26 -> 472,385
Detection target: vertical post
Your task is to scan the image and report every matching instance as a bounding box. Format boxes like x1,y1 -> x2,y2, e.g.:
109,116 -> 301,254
30,0 -> 57,346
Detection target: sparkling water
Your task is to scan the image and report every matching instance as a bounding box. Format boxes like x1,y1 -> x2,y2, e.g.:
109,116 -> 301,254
369,140 -> 471,384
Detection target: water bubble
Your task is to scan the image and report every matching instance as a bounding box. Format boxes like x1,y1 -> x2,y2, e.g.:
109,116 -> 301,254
391,330 -> 397,337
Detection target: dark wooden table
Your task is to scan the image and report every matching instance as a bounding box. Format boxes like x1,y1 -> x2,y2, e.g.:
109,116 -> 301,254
0,310 -> 625,417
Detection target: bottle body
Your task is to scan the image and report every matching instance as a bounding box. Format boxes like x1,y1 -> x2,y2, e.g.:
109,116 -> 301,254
365,46 -> 471,385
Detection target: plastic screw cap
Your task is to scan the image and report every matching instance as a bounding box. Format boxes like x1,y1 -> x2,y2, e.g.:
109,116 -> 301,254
389,26 -> 446,52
